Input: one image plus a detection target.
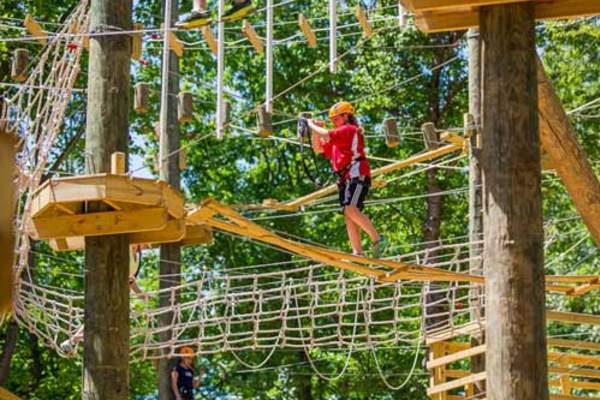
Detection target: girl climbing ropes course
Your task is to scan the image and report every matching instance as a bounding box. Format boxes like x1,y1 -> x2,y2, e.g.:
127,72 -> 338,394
176,0 -> 255,29
307,101 -> 385,257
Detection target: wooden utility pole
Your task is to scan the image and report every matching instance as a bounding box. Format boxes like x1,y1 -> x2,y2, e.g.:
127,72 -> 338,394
0,128 -> 16,316
157,0 -> 181,396
83,0 -> 132,397
480,4 -> 548,400
467,27 -> 485,393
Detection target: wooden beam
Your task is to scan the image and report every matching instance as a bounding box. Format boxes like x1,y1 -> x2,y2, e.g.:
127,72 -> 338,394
275,143 -> 462,211
427,372 -> 487,396
131,23 -> 143,60
549,366 -> 600,380
201,26 -> 217,56
23,14 -> 47,45
547,310 -> 600,326
414,0 -> 600,32
355,5 -> 373,38
537,57 -> 600,249
548,338 -> 600,352
31,207 -> 169,239
427,344 -> 486,370
298,13 -> 317,48
242,20 -> 263,54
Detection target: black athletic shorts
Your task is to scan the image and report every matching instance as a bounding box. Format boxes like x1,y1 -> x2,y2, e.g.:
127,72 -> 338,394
338,176 -> 371,210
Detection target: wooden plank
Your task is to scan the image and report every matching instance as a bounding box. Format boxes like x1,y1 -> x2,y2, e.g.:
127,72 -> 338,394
548,351 -> 600,368
355,5 -> 373,38
167,30 -> 184,58
427,372 -> 487,396
414,0 -> 600,32
427,344 -> 486,370
31,207 -> 169,239
242,20 -> 263,54
545,275 -> 600,283
426,321 -> 484,344
446,370 -> 470,379
129,219 -> 186,245
537,57 -> 600,249
550,395 -> 599,400
298,13 -> 317,48
24,14 -> 47,45
54,202 -> 83,215
201,26 -> 217,56
131,23 -> 143,60
111,152 -> 126,174
547,310 -> 600,326
549,366 -> 600,380
548,338 -> 600,352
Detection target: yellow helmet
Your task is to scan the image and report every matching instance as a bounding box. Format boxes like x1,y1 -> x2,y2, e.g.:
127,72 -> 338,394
328,101 -> 354,120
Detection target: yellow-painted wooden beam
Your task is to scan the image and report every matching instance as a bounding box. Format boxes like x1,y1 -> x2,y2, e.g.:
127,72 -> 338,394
242,20 -> 263,54
298,13 -> 317,48
202,26 -> 217,56
24,14 -> 47,45
0,386 -> 23,400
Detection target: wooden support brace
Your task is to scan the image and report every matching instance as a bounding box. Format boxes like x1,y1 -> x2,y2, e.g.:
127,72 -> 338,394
537,57 -> 600,248
134,82 -> 150,113
24,14 -> 47,45
242,20 -> 264,54
383,117 -> 401,148
298,13 -> 317,48
11,49 -> 29,82
422,122 -> 439,149
0,386 -> 23,400
202,26 -> 217,56
256,107 -> 272,138
111,152 -> 126,175
355,5 -> 373,38
131,23 -> 143,60
178,91 -> 193,123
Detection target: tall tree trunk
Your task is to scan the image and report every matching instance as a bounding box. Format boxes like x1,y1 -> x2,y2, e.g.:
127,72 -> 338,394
467,27 -> 485,394
480,4 -> 548,400
157,0 -> 181,398
83,0 -> 132,398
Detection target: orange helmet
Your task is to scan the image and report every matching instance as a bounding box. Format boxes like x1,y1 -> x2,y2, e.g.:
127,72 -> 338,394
180,346 -> 194,356
328,101 -> 354,120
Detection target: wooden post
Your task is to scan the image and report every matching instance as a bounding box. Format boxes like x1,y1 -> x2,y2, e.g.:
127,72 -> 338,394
383,117 -> 400,148
467,26 -> 485,395
111,152 -> 126,174
0,130 -> 16,316
177,91 -> 193,123
158,0 -> 182,396
11,49 -> 29,82
480,4 -> 548,400
83,0 -> 132,396
257,106 -> 272,137
131,23 -> 143,61
422,122 -> 439,149
134,82 -> 150,113
537,57 -> 600,248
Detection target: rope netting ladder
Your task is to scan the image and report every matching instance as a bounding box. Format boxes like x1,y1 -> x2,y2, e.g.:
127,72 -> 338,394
2,0 -> 89,325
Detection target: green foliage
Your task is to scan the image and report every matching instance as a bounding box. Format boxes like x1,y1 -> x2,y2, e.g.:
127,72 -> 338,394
1,2 -> 599,399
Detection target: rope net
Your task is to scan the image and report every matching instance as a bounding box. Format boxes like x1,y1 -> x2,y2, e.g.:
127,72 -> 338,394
15,239 -> 483,361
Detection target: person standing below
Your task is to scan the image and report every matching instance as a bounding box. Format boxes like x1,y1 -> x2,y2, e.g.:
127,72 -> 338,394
177,0 -> 255,29
171,347 -> 203,400
307,101 -> 385,257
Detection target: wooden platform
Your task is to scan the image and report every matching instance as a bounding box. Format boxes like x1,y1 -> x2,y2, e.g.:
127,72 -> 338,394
426,310 -> 600,399
400,0 -> 600,32
28,174 -> 212,248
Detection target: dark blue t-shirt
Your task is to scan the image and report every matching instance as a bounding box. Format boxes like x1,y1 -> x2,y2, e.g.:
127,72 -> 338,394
173,363 -> 195,399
